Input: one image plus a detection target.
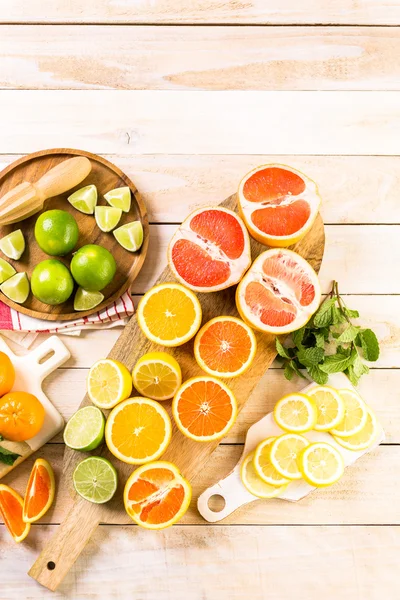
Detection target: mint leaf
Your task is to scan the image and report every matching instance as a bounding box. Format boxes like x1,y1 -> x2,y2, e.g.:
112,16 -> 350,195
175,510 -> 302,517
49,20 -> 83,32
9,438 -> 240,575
292,327 -> 305,348
314,331 -> 326,349
332,305 -> 346,325
353,355 -> 370,378
307,364 -> 329,385
337,325 -> 360,343
289,360 -> 307,379
313,297 -> 336,328
297,346 -> 324,367
0,436 -> 21,465
360,329 -> 380,362
283,362 -> 294,381
344,307 -> 360,319
320,348 -> 357,374
346,364 -> 360,387
275,338 -> 291,360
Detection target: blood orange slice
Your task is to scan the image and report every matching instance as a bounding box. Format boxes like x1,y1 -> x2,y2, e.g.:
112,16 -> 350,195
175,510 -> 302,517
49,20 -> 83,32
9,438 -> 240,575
0,484 -> 30,542
236,248 -> 321,334
124,461 -> 192,530
238,164 -> 321,247
22,458 -> 55,523
168,207 -> 251,292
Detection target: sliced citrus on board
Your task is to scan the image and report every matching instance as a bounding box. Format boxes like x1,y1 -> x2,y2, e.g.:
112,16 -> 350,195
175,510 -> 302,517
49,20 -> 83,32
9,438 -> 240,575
87,359 -> 132,409
273,393 -> 317,433
236,248 -> 321,334
105,397 -> 172,464
238,164 -> 321,247
73,457 -> 118,504
104,186 -> 131,212
68,184 -> 97,214
0,257 -> 16,284
240,452 -> 288,498
172,376 -> 237,442
95,206 -> 122,232
168,207 -> 251,293
63,406 -> 105,451
22,458 -> 55,523
0,391 -> 45,442
113,221 -> 143,252
333,407 -> 378,451
132,352 -> 182,401
269,433 -> 309,480
330,389 -> 368,438
124,461 -> 191,530
299,442 -> 344,487
0,484 -> 30,542
74,288 -> 104,312
0,272 -> 30,304
253,437 -> 290,486
0,229 -> 25,260
137,283 -> 202,347
307,385 -> 345,432
194,316 -> 257,378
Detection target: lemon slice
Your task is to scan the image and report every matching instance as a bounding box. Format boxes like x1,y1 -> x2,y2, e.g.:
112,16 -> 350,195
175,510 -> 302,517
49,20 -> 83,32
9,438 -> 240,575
299,442 -> 344,487
0,258 -> 16,284
132,351 -> 182,401
104,186 -> 131,212
273,393 -> 317,433
68,184 -> 98,214
307,385 -> 345,431
270,433 -> 309,480
253,437 -> 290,486
74,287 -> 104,311
0,272 -> 30,304
113,221 -> 143,252
87,359 -> 132,409
333,407 -> 378,451
0,230 -> 25,260
330,389 -> 368,438
240,452 -> 288,499
95,206 -> 122,232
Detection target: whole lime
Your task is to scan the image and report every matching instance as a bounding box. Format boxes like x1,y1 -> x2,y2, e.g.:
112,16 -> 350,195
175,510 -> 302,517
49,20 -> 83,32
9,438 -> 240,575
31,259 -> 74,305
35,209 -> 79,256
70,245 -> 116,292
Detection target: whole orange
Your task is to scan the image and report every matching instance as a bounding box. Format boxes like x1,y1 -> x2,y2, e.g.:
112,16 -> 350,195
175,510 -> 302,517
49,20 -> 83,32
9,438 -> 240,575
0,392 -> 45,442
0,352 -> 15,396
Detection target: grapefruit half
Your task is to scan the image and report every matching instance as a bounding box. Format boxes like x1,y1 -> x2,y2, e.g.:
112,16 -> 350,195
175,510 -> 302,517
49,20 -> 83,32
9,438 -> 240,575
238,164 -> 321,247
168,207 -> 251,292
236,248 -> 321,334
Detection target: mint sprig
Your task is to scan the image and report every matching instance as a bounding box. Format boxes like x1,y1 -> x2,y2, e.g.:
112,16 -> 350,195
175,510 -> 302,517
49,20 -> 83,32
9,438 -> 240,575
275,280 -> 379,386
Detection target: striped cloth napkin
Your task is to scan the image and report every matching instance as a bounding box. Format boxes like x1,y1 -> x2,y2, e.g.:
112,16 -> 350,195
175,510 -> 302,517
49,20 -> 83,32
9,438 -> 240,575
0,291 -> 135,348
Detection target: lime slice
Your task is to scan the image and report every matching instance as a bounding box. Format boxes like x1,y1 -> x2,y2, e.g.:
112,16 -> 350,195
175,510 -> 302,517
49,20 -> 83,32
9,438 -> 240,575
74,287 -> 104,311
64,406 -> 105,451
0,272 -> 30,304
0,258 -> 16,284
73,456 -> 118,504
68,184 -> 98,214
104,186 -> 131,212
0,230 -> 25,260
94,206 -> 122,232
113,221 -> 143,252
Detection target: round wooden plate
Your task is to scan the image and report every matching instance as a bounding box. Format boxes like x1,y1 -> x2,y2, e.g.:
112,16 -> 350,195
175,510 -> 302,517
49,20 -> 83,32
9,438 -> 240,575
0,149 -> 149,320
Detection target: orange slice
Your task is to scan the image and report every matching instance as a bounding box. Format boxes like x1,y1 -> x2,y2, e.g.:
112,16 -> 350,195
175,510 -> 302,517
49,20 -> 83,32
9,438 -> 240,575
105,397 -> 172,464
22,458 -> 55,523
124,461 -> 192,530
172,376 -> 237,442
238,164 -> 321,247
0,484 -> 30,542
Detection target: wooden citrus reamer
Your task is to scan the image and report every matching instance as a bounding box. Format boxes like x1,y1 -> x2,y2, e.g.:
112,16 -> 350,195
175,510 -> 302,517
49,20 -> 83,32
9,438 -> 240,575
29,195 -> 325,591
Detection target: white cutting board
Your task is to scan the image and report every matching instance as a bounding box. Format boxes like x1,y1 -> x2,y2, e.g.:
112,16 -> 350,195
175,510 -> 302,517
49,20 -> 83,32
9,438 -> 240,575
197,373 -> 385,522
0,335 -> 70,479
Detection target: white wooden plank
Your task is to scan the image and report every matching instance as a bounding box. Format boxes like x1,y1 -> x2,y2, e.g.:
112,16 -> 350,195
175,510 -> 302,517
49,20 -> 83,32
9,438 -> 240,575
1,91 -> 400,155
1,154 -> 399,224
2,1 -> 400,25
0,525 -> 398,599
1,26 -> 400,91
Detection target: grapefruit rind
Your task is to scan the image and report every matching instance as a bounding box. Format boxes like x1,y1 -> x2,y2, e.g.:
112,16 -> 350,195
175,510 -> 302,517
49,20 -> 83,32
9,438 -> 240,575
0,484 -> 31,542
167,206 -> 251,293
236,248 -> 321,334
22,458 -> 55,523
238,163 -> 321,247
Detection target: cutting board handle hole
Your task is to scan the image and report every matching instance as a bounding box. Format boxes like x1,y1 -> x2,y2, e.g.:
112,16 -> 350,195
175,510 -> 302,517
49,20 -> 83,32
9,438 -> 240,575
207,494 -> 226,513
47,561 -> 56,571
38,350 -> 55,365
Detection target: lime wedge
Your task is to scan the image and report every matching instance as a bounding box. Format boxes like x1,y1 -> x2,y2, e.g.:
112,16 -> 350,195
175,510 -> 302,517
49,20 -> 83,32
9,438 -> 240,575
104,186 -> 131,212
68,184 -> 98,215
64,406 -> 105,451
0,258 -> 16,284
94,206 -> 122,232
0,272 -> 30,304
74,287 -> 104,311
73,456 -> 118,504
0,229 -> 25,260
113,221 -> 143,252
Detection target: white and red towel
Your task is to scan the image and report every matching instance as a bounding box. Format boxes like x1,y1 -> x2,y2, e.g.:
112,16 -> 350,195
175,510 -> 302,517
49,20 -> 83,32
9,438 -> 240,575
0,291 -> 135,348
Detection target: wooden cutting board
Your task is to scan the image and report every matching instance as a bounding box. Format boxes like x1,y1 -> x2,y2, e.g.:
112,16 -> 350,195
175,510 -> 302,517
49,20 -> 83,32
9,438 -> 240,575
29,194 -> 325,591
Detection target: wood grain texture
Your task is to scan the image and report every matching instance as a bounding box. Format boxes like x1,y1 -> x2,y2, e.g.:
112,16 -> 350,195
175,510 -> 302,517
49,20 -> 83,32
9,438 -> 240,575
1,91 -> 400,155
2,1 -> 400,25
1,26 -> 400,91
0,149 -> 149,320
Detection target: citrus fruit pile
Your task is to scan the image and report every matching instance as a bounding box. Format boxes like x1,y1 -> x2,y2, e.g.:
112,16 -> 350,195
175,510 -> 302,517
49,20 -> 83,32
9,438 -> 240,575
240,386 -> 379,497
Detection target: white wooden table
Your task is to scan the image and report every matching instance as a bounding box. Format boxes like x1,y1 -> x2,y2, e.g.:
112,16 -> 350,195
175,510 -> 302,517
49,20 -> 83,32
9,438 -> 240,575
1,2 -> 400,598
